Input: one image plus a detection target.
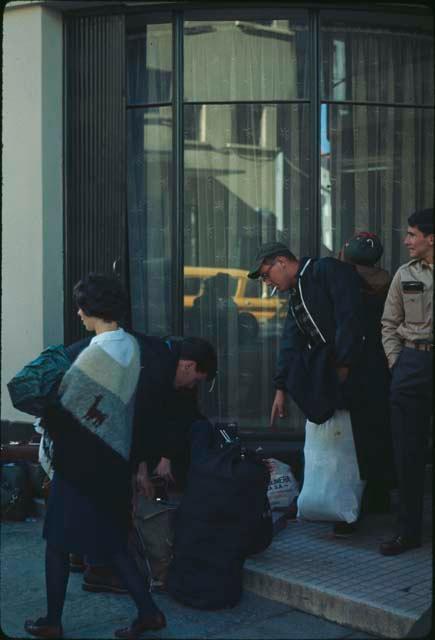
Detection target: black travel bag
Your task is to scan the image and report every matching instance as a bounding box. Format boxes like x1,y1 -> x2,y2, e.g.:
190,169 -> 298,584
167,420 -> 272,610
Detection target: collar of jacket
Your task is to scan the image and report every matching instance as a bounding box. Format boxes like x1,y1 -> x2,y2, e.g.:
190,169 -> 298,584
406,257 -> 433,271
289,257 -> 328,346
295,256 -> 313,281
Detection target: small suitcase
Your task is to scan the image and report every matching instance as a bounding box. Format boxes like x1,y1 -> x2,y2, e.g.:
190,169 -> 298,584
129,495 -> 178,592
0,438 -> 41,464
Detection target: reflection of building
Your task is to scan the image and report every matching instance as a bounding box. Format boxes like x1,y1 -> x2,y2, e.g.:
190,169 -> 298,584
320,153 -> 332,252
2,2 -> 433,434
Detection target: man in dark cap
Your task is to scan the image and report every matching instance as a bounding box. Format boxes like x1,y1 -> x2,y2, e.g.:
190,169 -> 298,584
380,208 -> 433,556
248,241 -> 368,536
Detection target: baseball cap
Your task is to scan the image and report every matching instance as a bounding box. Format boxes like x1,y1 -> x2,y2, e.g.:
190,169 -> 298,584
247,242 -> 290,279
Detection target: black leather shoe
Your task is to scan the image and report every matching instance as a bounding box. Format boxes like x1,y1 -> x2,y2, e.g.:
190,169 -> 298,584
24,617 -> 63,638
114,612 -> 166,639
379,535 -> 421,556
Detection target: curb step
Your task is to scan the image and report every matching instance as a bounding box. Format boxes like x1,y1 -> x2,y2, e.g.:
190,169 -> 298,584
243,509 -> 432,639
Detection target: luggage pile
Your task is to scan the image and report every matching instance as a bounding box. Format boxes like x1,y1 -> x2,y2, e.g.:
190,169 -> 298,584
1,437 -> 49,521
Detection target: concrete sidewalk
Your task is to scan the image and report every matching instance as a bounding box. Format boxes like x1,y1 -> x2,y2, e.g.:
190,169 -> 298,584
1,521 -> 377,640
0,491 -> 431,639
244,494 -> 432,639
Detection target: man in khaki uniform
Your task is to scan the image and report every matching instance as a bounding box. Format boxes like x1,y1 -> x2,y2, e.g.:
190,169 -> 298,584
380,208 -> 433,556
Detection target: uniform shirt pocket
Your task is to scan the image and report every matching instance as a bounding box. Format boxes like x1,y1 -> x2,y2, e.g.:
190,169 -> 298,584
403,291 -> 425,323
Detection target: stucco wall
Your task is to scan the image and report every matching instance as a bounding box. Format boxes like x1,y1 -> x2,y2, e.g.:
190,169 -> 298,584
1,4 -> 63,422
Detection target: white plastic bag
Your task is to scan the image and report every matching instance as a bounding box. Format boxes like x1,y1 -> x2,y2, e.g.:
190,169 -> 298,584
297,410 -> 365,523
266,458 -> 299,510
34,419 -> 54,480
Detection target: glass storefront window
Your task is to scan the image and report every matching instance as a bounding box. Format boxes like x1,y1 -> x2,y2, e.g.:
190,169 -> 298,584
127,23 -> 172,105
320,104 -> 434,272
127,107 -> 173,335
184,102 -> 310,428
125,8 -> 433,431
320,13 -> 434,104
184,16 -> 309,102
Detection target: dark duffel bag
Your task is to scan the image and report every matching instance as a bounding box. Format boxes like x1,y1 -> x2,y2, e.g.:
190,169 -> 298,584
167,420 -> 271,610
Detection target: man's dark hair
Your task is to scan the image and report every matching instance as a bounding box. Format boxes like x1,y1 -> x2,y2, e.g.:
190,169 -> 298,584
408,208 -> 433,236
169,336 -> 218,381
73,273 -> 129,322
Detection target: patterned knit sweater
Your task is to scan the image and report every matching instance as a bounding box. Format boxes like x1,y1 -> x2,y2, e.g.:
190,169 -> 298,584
44,338 -> 140,530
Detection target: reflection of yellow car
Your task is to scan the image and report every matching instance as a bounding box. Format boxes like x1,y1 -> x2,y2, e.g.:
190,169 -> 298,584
184,266 -> 286,325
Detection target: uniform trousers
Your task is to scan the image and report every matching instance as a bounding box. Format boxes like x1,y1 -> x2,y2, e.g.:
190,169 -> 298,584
390,347 -> 432,541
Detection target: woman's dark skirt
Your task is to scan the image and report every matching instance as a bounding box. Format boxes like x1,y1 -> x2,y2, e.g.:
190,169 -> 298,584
43,472 -> 127,560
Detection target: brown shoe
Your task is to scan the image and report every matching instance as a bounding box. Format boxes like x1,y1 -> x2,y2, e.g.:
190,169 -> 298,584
379,535 -> 421,556
114,612 -> 166,639
24,618 -> 63,638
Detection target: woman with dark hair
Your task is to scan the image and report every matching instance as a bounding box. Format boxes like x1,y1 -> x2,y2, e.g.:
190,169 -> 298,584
24,273 -> 166,639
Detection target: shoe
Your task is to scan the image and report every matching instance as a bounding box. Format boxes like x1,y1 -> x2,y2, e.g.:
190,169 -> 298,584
69,553 -> 86,573
379,535 -> 421,556
83,568 -> 128,594
114,612 -> 166,638
24,617 -> 63,638
333,522 -> 357,538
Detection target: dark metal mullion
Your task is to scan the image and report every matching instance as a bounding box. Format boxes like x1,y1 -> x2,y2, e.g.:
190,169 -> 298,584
173,11 -> 184,336
322,99 -> 434,110
123,17 -> 133,331
63,17 -> 70,340
186,99 -> 310,105
127,101 -> 172,110
128,100 -> 311,109
309,9 -> 321,257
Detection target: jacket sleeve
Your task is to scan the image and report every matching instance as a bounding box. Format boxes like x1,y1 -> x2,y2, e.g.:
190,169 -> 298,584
381,270 -> 404,368
273,306 -> 306,390
321,259 -> 365,366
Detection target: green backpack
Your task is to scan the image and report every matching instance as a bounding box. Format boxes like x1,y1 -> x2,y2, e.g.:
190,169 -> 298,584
7,345 -> 71,416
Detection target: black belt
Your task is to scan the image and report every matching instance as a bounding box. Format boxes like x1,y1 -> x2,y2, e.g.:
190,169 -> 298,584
404,340 -> 433,352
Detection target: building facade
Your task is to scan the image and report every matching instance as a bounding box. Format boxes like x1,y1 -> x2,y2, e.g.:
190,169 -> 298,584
2,1 -> 434,435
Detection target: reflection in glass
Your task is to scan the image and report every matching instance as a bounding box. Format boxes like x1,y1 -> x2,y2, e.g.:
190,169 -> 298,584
184,17 -> 309,101
321,16 -> 434,104
183,103 -> 311,429
127,107 -> 173,334
127,23 -> 172,105
320,104 -> 434,272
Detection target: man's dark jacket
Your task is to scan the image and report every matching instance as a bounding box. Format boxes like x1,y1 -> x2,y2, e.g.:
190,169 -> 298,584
273,256 -> 374,474
128,334 -> 203,473
273,256 -> 394,481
